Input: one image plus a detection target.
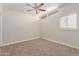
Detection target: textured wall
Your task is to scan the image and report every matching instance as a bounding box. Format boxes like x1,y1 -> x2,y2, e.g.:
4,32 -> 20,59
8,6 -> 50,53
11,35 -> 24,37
41,4 -> 79,49
2,10 -> 39,45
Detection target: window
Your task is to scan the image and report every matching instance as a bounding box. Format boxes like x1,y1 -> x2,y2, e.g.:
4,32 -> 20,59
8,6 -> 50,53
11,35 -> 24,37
60,13 -> 77,30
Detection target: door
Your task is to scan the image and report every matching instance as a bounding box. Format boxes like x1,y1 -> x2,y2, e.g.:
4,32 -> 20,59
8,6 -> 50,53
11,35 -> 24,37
0,15 -> 2,45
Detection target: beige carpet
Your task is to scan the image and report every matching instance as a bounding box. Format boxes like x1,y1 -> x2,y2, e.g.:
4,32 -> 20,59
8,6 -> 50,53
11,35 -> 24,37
0,38 -> 79,56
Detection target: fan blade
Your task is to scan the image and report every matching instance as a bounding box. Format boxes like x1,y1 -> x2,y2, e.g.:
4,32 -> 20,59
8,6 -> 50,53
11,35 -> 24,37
39,9 -> 46,11
26,3 -> 35,9
37,3 -> 44,8
40,10 -> 58,19
26,9 -> 34,11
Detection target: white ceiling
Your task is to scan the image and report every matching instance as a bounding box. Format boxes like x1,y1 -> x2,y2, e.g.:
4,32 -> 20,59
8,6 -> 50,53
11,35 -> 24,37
3,3 -> 63,17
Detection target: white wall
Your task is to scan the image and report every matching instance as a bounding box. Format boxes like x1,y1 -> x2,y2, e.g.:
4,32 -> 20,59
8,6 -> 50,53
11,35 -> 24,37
0,4 -> 2,45
2,10 -> 39,46
1,3 -> 79,49
0,14 -> 2,45
41,4 -> 79,49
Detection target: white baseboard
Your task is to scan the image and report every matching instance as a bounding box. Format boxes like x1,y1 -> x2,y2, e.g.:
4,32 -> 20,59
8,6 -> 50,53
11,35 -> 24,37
42,37 -> 79,49
1,37 -> 79,49
0,37 -> 39,47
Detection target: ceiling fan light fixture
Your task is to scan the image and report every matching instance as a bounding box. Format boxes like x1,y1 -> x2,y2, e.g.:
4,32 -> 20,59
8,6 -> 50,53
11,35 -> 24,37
26,3 -> 46,14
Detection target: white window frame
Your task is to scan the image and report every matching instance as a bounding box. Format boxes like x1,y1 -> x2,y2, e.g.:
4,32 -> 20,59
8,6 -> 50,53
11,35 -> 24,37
59,13 -> 78,30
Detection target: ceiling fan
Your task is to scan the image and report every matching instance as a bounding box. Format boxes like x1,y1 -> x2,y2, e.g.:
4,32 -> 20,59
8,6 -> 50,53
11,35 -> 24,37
26,3 -> 46,14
